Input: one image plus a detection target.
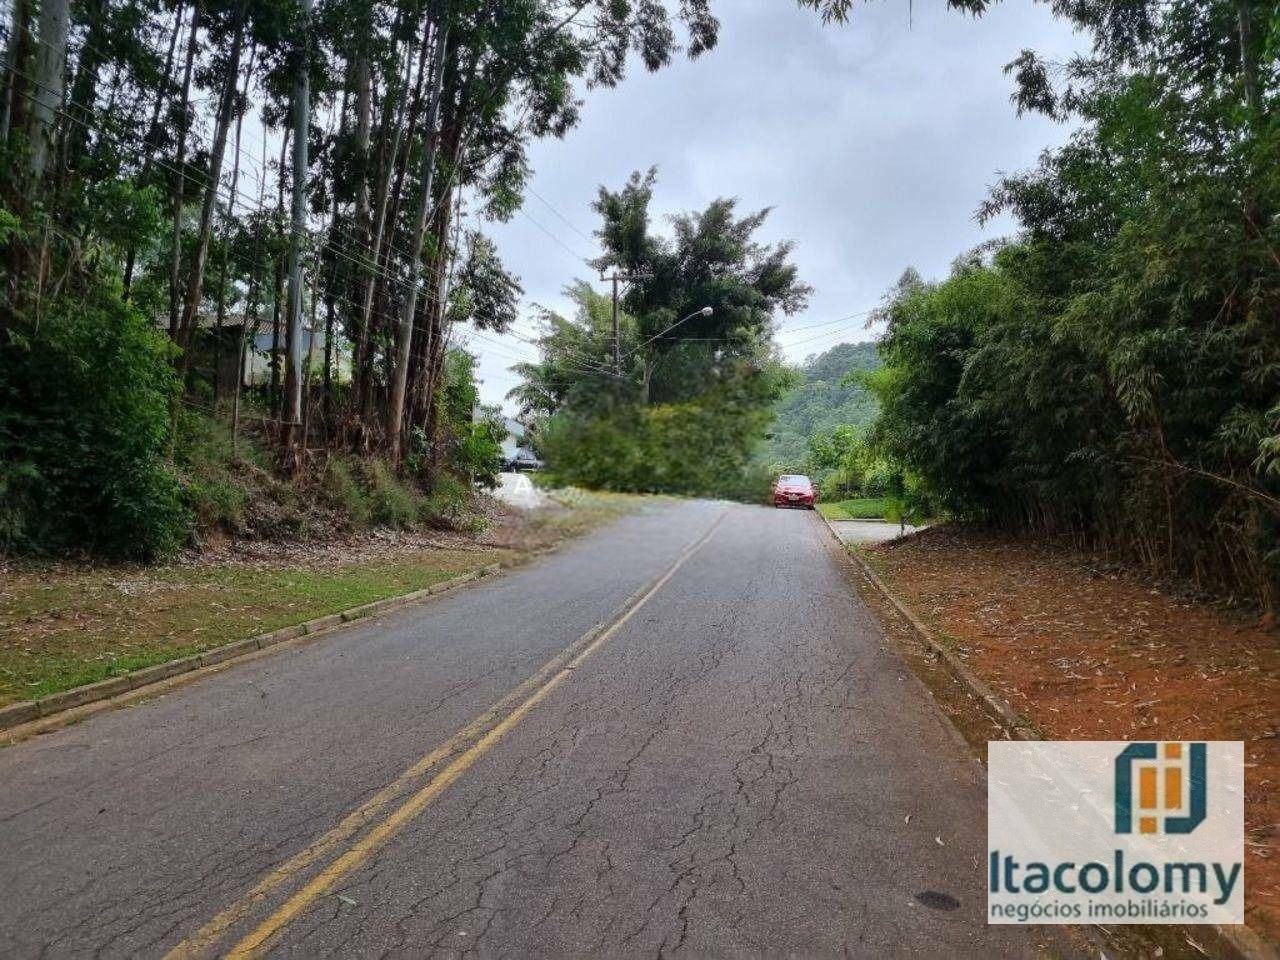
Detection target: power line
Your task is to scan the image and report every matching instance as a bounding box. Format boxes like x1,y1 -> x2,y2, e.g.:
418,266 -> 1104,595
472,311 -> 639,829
503,325 -> 618,375
516,207 -> 593,265
525,184 -> 595,245
777,307 -> 877,335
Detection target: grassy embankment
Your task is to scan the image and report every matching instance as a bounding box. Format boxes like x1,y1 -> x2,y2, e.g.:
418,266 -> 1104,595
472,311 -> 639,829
816,498 -> 887,520
0,489 -> 642,707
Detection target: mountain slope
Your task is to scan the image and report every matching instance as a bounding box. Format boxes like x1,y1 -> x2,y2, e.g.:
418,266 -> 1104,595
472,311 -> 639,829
763,341 -> 881,465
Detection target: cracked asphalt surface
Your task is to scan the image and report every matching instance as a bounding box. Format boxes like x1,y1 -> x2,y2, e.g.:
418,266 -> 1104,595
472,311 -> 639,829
0,500 -> 1078,959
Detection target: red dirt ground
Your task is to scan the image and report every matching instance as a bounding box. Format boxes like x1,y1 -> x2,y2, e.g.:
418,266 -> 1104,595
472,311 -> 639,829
866,524 -> 1279,941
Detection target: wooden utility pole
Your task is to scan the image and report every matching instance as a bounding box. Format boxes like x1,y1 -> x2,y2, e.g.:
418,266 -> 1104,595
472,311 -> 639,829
602,270 -> 646,375
282,0 -> 312,462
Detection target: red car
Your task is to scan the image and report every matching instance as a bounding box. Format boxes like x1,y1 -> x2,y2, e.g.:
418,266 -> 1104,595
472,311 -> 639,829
773,474 -> 816,509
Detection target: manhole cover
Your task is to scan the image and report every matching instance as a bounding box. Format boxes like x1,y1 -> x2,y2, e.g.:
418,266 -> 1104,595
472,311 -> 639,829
914,890 -> 961,911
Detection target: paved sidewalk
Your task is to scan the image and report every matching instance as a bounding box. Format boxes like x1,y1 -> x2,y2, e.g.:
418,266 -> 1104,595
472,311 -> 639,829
827,518 -> 921,545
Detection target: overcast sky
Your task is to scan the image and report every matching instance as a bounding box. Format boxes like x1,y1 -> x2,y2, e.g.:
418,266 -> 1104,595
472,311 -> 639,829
461,0 -> 1086,409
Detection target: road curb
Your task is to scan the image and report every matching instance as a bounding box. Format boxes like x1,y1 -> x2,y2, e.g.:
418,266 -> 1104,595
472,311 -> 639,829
0,561 -> 508,738
815,513 -> 1036,735
815,513 -> 1278,960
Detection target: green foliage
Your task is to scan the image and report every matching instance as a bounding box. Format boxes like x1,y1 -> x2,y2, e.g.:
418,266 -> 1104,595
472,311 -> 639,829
0,291 -> 189,560
862,1 -> 1280,607
764,341 -> 882,465
516,171 -> 806,502
322,457 -> 375,528
422,349 -> 506,490
757,341 -> 889,503
446,233 -> 522,333
173,410 -> 252,533
1,0 -> 732,563
816,498 -> 886,520
421,473 -> 480,532
320,454 -> 478,532
362,459 -> 420,529
327,455 -> 434,530
540,381 -> 785,500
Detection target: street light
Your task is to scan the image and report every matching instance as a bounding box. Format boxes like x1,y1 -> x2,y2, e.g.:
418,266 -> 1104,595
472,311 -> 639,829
640,306 -> 713,352
612,306 -> 716,376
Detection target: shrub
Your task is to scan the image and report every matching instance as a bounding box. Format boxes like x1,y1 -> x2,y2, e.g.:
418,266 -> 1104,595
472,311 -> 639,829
362,458 -> 421,529
173,411 -> 251,532
540,389 -> 777,503
322,456 -> 373,528
0,290 -> 189,560
421,473 -> 473,528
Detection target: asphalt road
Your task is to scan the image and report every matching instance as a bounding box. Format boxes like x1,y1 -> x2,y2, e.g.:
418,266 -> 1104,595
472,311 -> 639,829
0,501 -> 1076,959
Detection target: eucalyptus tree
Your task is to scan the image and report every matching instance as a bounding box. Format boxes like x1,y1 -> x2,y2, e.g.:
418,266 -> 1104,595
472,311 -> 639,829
320,0 -> 722,461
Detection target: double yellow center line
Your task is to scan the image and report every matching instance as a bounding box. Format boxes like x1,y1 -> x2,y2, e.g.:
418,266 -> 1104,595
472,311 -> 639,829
164,509 -> 726,960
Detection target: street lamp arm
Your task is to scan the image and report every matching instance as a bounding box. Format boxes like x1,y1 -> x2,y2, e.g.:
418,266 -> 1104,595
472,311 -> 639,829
620,306 -> 714,362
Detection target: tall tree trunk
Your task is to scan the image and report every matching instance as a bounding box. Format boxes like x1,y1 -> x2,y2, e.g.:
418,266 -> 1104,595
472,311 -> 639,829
417,186 -> 463,427
281,0 -> 313,463
0,0 -> 33,146
269,128 -> 289,420
348,53 -> 372,409
212,42 -> 255,405
26,0 -> 69,187
62,0 -> 106,172
386,18 -> 449,465
122,0 -> 186,298
421,312 -> 452,473
270,257 -> 283,416
232,142 -> 270,459
323,284 -> 335,430
1237,0 -> 1259,115
232,253 -> 266,458
178,12 -> 248,375
0,0 -> 33,324
300,273 -> 319,450
316,80 -> 348,438
410,187 -> 457,427
166,0 -> 202,340
356,29 -> 425,428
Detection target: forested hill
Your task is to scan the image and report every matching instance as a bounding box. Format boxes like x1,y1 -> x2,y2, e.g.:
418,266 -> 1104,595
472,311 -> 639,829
764,341 -> 881,465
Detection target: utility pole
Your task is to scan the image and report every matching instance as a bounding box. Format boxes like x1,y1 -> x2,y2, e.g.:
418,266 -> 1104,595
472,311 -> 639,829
282,0 -> 312,464
610,273 -> 620,373
602,269 -> 647,375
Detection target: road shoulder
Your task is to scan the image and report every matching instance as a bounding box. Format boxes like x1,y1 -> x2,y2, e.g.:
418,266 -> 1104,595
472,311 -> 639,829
0,490 -> 645,740
813,512 -> 1279,960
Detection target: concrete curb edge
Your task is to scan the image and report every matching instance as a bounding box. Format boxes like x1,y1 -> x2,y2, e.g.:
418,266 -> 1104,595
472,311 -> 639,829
815,513 -> 1278,960
0,561 -> 507,736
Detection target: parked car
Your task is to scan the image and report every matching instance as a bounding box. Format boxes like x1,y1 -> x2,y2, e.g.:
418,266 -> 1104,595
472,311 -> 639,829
503,450 -> 544,472
773,474 -> 816,509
